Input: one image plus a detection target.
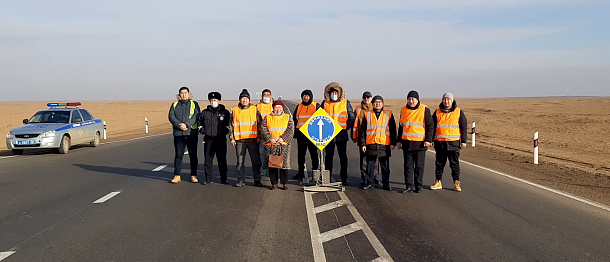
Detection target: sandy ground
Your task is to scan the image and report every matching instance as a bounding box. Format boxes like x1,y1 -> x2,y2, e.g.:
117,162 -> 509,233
2,98 -> 609,206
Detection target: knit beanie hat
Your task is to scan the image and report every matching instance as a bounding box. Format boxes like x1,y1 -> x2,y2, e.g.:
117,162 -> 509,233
407,90 -> 419,100
239,89 -> 250,100
372,95 -> 384,103
301,89 -> 314,106
272,100 -> 285,108
442,92 -> 454,101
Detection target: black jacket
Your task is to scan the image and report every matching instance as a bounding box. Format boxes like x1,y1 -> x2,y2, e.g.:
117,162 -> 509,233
432,100 -> 468,151
397,103 -> 434,151
169,99 -> 201,136
358,108 -> 397,158
197,104 -> 230,137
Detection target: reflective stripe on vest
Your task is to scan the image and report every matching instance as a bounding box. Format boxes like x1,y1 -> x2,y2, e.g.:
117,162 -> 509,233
365,110 -> 392,145
435,108 -> 461,141
352,106 -> 362,140
257,103 -> 273,118
232,106 -> 258,140
324,100 -> 348,129
266,114 -> 290,145
400,104 -> 427,141
296,102 -> 317,128
172,100 -> 197,129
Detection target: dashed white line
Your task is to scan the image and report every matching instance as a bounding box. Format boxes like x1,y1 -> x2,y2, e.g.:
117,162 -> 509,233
0,251 -> 16,261
152,165 -> 167,172
93,191 -> 121,204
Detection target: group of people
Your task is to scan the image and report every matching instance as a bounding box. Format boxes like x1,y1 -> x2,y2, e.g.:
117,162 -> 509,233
168,82 -> 468,192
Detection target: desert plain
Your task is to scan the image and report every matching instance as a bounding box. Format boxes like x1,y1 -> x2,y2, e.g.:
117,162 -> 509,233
1,97 -> 609,205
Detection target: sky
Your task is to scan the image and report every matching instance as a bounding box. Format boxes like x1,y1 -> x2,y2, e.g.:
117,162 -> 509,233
1,0 -> 609,101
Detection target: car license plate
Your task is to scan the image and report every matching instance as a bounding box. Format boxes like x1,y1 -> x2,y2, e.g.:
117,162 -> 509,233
17,140 -> 36,145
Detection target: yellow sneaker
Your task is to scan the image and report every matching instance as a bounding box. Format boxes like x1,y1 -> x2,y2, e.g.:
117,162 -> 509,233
454,180 -> 462,192
430,180 -> 442,190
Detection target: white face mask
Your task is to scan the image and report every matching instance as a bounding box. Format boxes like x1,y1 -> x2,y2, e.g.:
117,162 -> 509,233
210,101 -> 219,108
330,94 -> 338,101
263,97 -> 271,103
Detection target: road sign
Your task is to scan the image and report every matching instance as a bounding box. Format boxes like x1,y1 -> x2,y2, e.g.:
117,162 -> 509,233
299,108 -> 342,150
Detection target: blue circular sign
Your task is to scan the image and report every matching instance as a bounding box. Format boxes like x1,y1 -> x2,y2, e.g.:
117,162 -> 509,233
307,115 -> 336,144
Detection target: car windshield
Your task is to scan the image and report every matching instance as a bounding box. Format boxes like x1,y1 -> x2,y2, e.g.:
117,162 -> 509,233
29,111 -> 71,123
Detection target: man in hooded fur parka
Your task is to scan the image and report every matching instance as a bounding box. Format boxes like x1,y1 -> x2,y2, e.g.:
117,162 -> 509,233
292,89 -> 320,180
320,82 -> 356,185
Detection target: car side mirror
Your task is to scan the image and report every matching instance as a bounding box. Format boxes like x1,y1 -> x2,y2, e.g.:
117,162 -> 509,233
23,119 -> 29,124
73,118 -> 82,123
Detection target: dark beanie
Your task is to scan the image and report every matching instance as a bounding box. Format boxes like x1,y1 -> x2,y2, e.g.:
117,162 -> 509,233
208,91 -> 221,100
372,95 -> 384,103
239,89 -> 250,99
179,86 -> 189,93
301,89 -> 314,106
407,90 -> 419,100
272,100 -> 285,108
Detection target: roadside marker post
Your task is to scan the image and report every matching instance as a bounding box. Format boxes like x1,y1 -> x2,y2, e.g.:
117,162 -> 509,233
103,121 -> 107,139
471,121 -> 476,147
145,117 -> 149,134
534,131 -> 539,164
300,108 -> 344,192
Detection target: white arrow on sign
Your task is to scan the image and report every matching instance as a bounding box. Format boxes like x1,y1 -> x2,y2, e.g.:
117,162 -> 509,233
317,119 -> 324,140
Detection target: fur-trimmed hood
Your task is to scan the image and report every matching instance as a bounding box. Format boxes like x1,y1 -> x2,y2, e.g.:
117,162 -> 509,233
323,82 -> 345,102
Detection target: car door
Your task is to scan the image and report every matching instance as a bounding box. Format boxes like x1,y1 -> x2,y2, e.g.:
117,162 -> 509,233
70,110 -> 87,144
79,109 -> 95,141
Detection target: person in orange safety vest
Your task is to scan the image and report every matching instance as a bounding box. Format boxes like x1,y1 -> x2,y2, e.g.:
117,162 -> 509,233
292,89 -> 320,180
229,89 -> 263,187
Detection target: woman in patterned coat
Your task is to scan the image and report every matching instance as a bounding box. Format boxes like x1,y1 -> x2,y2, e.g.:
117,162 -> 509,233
260,100 -> 294,190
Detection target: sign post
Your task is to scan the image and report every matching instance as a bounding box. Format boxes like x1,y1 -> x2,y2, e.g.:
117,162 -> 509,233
299,108 -> 344,192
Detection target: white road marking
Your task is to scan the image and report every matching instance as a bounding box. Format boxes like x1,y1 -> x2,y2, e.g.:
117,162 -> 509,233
304,192 -> 326,262
93,191 -> 121,204
313,200 -> 346,214
152,165 -> 167,172
99,132 -> 171,145
320,222 -> 362,242
0,251 -> 16,261
0,155 -> 17,160
184,151 -> 188,155
427,150 -> 610,212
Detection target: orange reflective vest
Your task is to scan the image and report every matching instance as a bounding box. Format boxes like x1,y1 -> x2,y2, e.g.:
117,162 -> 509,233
435,108 -> 461,141
400,104 -> 427,141
352,106 -> 362,141
324,100 -> 348,129
295,102 -> 317,129
266,114 -> 290,145
257,103 -> 273,119
232,106 -> 258,140
365,110 -> 392,145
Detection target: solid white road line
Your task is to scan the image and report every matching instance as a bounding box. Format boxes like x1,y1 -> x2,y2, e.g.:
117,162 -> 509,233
0,156 -> 17,160
338,192 -> 394,262
99,132 -> 171,145
0,251 -> 16,261
313,199 -> 346,214
304,192 -> 326,262
93,191 -> 121,204
319,222 -> 362,242
152,165 -> 167,172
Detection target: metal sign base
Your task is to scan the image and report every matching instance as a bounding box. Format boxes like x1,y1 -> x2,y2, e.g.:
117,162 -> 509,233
302,149 -> 345,192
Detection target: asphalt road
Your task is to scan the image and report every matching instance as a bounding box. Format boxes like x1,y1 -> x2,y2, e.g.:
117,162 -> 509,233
1,101 -> 609,262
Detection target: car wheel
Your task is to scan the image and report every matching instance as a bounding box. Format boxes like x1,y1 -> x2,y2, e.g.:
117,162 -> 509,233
58,135 -> 71,154
12,149 -> 24,155
90,132 -> 100,147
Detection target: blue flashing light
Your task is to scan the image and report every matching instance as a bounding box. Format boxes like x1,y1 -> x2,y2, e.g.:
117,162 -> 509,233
47,103 -> 60,107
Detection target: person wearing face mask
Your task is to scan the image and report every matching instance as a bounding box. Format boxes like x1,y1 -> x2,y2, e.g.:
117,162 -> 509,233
320,82 -> 356,185
169,86 -> 201,184
292,89 -> 320,180
397,90 -> 434,193
229,89 -> 264,187
257,89 -> 274,177
260,100 -> 294,190
197,92 -> 231,184
352,91 -> 380,187
359,95 -> 397,190
431,92 -> 468,192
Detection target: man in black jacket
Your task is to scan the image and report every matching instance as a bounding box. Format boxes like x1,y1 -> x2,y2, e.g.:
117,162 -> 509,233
397,91 -> 434,193
198,92 -> 231,184
169,86 -> 201,184
292,89 -> 320,180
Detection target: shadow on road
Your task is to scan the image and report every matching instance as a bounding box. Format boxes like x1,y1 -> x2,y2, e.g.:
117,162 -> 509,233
73,163 -> 171,181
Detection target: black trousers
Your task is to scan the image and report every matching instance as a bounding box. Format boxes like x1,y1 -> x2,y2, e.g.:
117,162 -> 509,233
435,149 -> 460,181
204,135 -> 228,182
359,150 -> 380,184
403,149 -> 426,190
269,168 -> 288,185
297,135 -> 319,173
173,135 -> 198,176
367,155 -> 390,186
324,140 -> 348,182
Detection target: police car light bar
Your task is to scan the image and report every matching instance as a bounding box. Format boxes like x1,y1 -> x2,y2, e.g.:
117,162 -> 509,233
47,102 -> 82,107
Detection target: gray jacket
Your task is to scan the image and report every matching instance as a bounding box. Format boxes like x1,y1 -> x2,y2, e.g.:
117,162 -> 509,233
169,99 -> 201,136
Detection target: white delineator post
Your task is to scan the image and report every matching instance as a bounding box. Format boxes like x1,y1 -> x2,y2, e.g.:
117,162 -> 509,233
534,131 -> 539,164
103,121 -> 107,139
471,122 -> 476,147
145,117 -> 149,134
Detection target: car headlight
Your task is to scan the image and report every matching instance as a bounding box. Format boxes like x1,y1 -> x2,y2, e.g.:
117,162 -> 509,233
40,131 -> 56,138
6,132 -> 14,139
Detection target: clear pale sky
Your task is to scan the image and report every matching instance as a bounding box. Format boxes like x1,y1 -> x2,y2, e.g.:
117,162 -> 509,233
1,0 -> 609,101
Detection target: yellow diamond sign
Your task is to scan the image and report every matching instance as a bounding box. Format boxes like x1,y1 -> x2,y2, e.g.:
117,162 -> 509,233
299,108 -> 342,150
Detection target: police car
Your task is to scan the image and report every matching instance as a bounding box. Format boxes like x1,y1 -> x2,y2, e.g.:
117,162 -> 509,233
6,102 -> 104,155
